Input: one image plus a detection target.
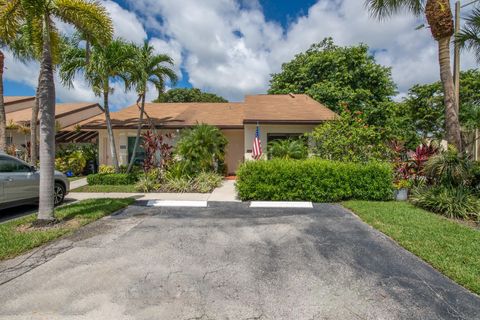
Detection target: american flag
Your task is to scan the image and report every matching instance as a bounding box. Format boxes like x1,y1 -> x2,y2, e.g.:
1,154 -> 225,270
252,125 -> 263,160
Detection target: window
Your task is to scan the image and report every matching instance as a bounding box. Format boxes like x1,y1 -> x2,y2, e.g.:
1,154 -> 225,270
266,133 -> 304,144
127,137 -> 145,165
0,156 -> 31,173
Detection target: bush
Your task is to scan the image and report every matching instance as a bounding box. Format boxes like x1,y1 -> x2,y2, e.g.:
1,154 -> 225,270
55,150 -> 87,176
268,138 -> 308,160
163,172 -> 223,193
87,173 -> 138,185
410,185 -> 480,220
175,124 -> 228,175
423,146 -> 473,187
135,175 -> 160,192
236,159 -> 393,202
310,110 -> 391,162
99,165 -> 115,174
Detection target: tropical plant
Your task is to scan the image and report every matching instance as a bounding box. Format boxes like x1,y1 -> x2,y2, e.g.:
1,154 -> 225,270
410,185 -> 480,220
192,172 -> 223,193
310,109 -> 391,162
268,138 -> 308,160
175,124 -> 228,175
0,0 -> 113,222
423,146 -> 473,187
365,0 -> 462,151
60,38 -> 133,173
140,130 -> 174,172
55,150 -> 86,176
457,8 -> 480,64
126,40 -> 177,173
135,175 -> 160,192
154,87 -> 227,103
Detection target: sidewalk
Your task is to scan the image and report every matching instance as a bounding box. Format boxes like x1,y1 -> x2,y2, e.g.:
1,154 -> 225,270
66,179 -> 239,202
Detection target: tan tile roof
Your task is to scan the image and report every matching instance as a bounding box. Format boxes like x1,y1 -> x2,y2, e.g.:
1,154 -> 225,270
78,94 -> 337,129
6,102 -> 103,126
4,96 -> 35,105
243,94 -> 337,123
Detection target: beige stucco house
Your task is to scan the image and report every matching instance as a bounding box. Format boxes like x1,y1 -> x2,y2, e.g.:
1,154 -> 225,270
75,94 -> 337,174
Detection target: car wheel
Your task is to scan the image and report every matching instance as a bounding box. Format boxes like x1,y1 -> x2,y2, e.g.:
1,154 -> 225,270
54,182 -> 66,206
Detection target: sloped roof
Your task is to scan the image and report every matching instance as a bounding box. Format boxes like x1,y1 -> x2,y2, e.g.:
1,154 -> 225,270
6,102 -> 103,127
78,94 -> 337,129
4,96 -> 35,105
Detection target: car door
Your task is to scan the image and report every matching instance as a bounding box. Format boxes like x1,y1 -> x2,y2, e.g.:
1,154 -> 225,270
0,155 -> 39,203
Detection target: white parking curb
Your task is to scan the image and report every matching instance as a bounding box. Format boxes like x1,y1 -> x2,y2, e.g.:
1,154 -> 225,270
249,201 -> 313,208
146,200 -> 208,207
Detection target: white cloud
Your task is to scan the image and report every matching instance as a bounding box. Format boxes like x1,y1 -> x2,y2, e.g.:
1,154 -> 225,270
5,0 -> 479,108
124,0 -> 478,101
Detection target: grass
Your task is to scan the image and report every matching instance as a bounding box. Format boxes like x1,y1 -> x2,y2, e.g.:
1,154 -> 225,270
0,198 -> 134,261
343,201 -> 480,295
71,185 -> 137,193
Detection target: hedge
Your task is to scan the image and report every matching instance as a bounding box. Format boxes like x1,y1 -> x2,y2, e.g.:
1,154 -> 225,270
87,173 -> 138,185
236,159 -> 393,202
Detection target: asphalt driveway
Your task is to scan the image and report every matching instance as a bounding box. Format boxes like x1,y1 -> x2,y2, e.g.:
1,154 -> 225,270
0,202 -> 479,319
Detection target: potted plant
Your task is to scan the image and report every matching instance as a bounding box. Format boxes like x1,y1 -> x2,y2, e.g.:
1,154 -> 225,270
394,179 -> 411,201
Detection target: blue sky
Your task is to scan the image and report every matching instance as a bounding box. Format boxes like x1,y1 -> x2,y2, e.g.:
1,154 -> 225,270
3,0 -> 478,110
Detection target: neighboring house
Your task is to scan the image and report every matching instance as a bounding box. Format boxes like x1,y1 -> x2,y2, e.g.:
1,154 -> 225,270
4,96 -> 103,151
75,94 -> 337,174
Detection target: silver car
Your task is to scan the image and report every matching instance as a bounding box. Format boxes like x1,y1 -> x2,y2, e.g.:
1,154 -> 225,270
0,153 -> 70,209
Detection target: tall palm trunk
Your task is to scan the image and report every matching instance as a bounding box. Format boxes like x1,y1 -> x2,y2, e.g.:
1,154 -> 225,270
425,0 -> 462,151
127,93 -> 145,173
437,37 -> 462,150
30,84 -> 40,165
103,85 -> 119,172
0,50 -> 6,152
37,15 -> 56,222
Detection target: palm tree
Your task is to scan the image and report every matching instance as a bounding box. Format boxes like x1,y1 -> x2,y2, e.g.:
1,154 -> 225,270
366,0 -> 463,151
126,41 -> 177,173
60,39 -> 133,173
457,8 -> 480,62
0,0 -> 113,222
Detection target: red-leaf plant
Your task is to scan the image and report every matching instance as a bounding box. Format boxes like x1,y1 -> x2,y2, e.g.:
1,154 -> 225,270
141,130 -> 174,172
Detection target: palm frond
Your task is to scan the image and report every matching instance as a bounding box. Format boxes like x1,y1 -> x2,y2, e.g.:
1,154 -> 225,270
365,0 -> 424,19
54,0 -> 113,45
457,8 -> 480,64
0,0 -> 23,43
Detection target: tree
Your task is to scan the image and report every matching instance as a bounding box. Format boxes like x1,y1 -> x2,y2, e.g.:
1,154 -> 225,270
310,109 -> 392,162
398,69 -> 480,148
126,40 -> 177,173
0,0 -> 113,222
154,87 -> 227,103
365,0 -> 462,151
268,38 -> 397,127
60,39 -> 132,173
457,8 -> 480,64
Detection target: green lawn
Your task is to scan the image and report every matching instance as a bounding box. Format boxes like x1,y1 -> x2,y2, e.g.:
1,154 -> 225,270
343,201 -> 480,295
0,198 -> 134,261
71,185 -> 137,193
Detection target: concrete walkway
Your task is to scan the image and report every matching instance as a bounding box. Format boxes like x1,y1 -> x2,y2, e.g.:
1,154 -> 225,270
69,177 -> 88,190
66,179 -> 239,202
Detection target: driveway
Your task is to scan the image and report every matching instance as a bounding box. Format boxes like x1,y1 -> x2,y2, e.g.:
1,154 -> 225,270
0,202 -> 479,319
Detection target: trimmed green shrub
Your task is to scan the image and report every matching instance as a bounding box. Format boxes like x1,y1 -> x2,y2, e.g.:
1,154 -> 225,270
236,159 -> 393,202
87,173 -> 138,185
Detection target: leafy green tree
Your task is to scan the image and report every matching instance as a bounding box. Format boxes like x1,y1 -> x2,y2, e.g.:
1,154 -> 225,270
0,0 -> 113,222
175,124 -> 228,175
268,138 -> 308,160
398,69 -> 480,148
310,109 -> 391,162
365,0 -> 462,152
155,87 -> 227,103
60,39 -> 134,173
269,38 -> 397,126
126,40 -> 177,173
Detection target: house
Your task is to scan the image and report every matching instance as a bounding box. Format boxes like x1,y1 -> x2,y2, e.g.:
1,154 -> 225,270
75,94 -> 337,174
4,96 -> 103,153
